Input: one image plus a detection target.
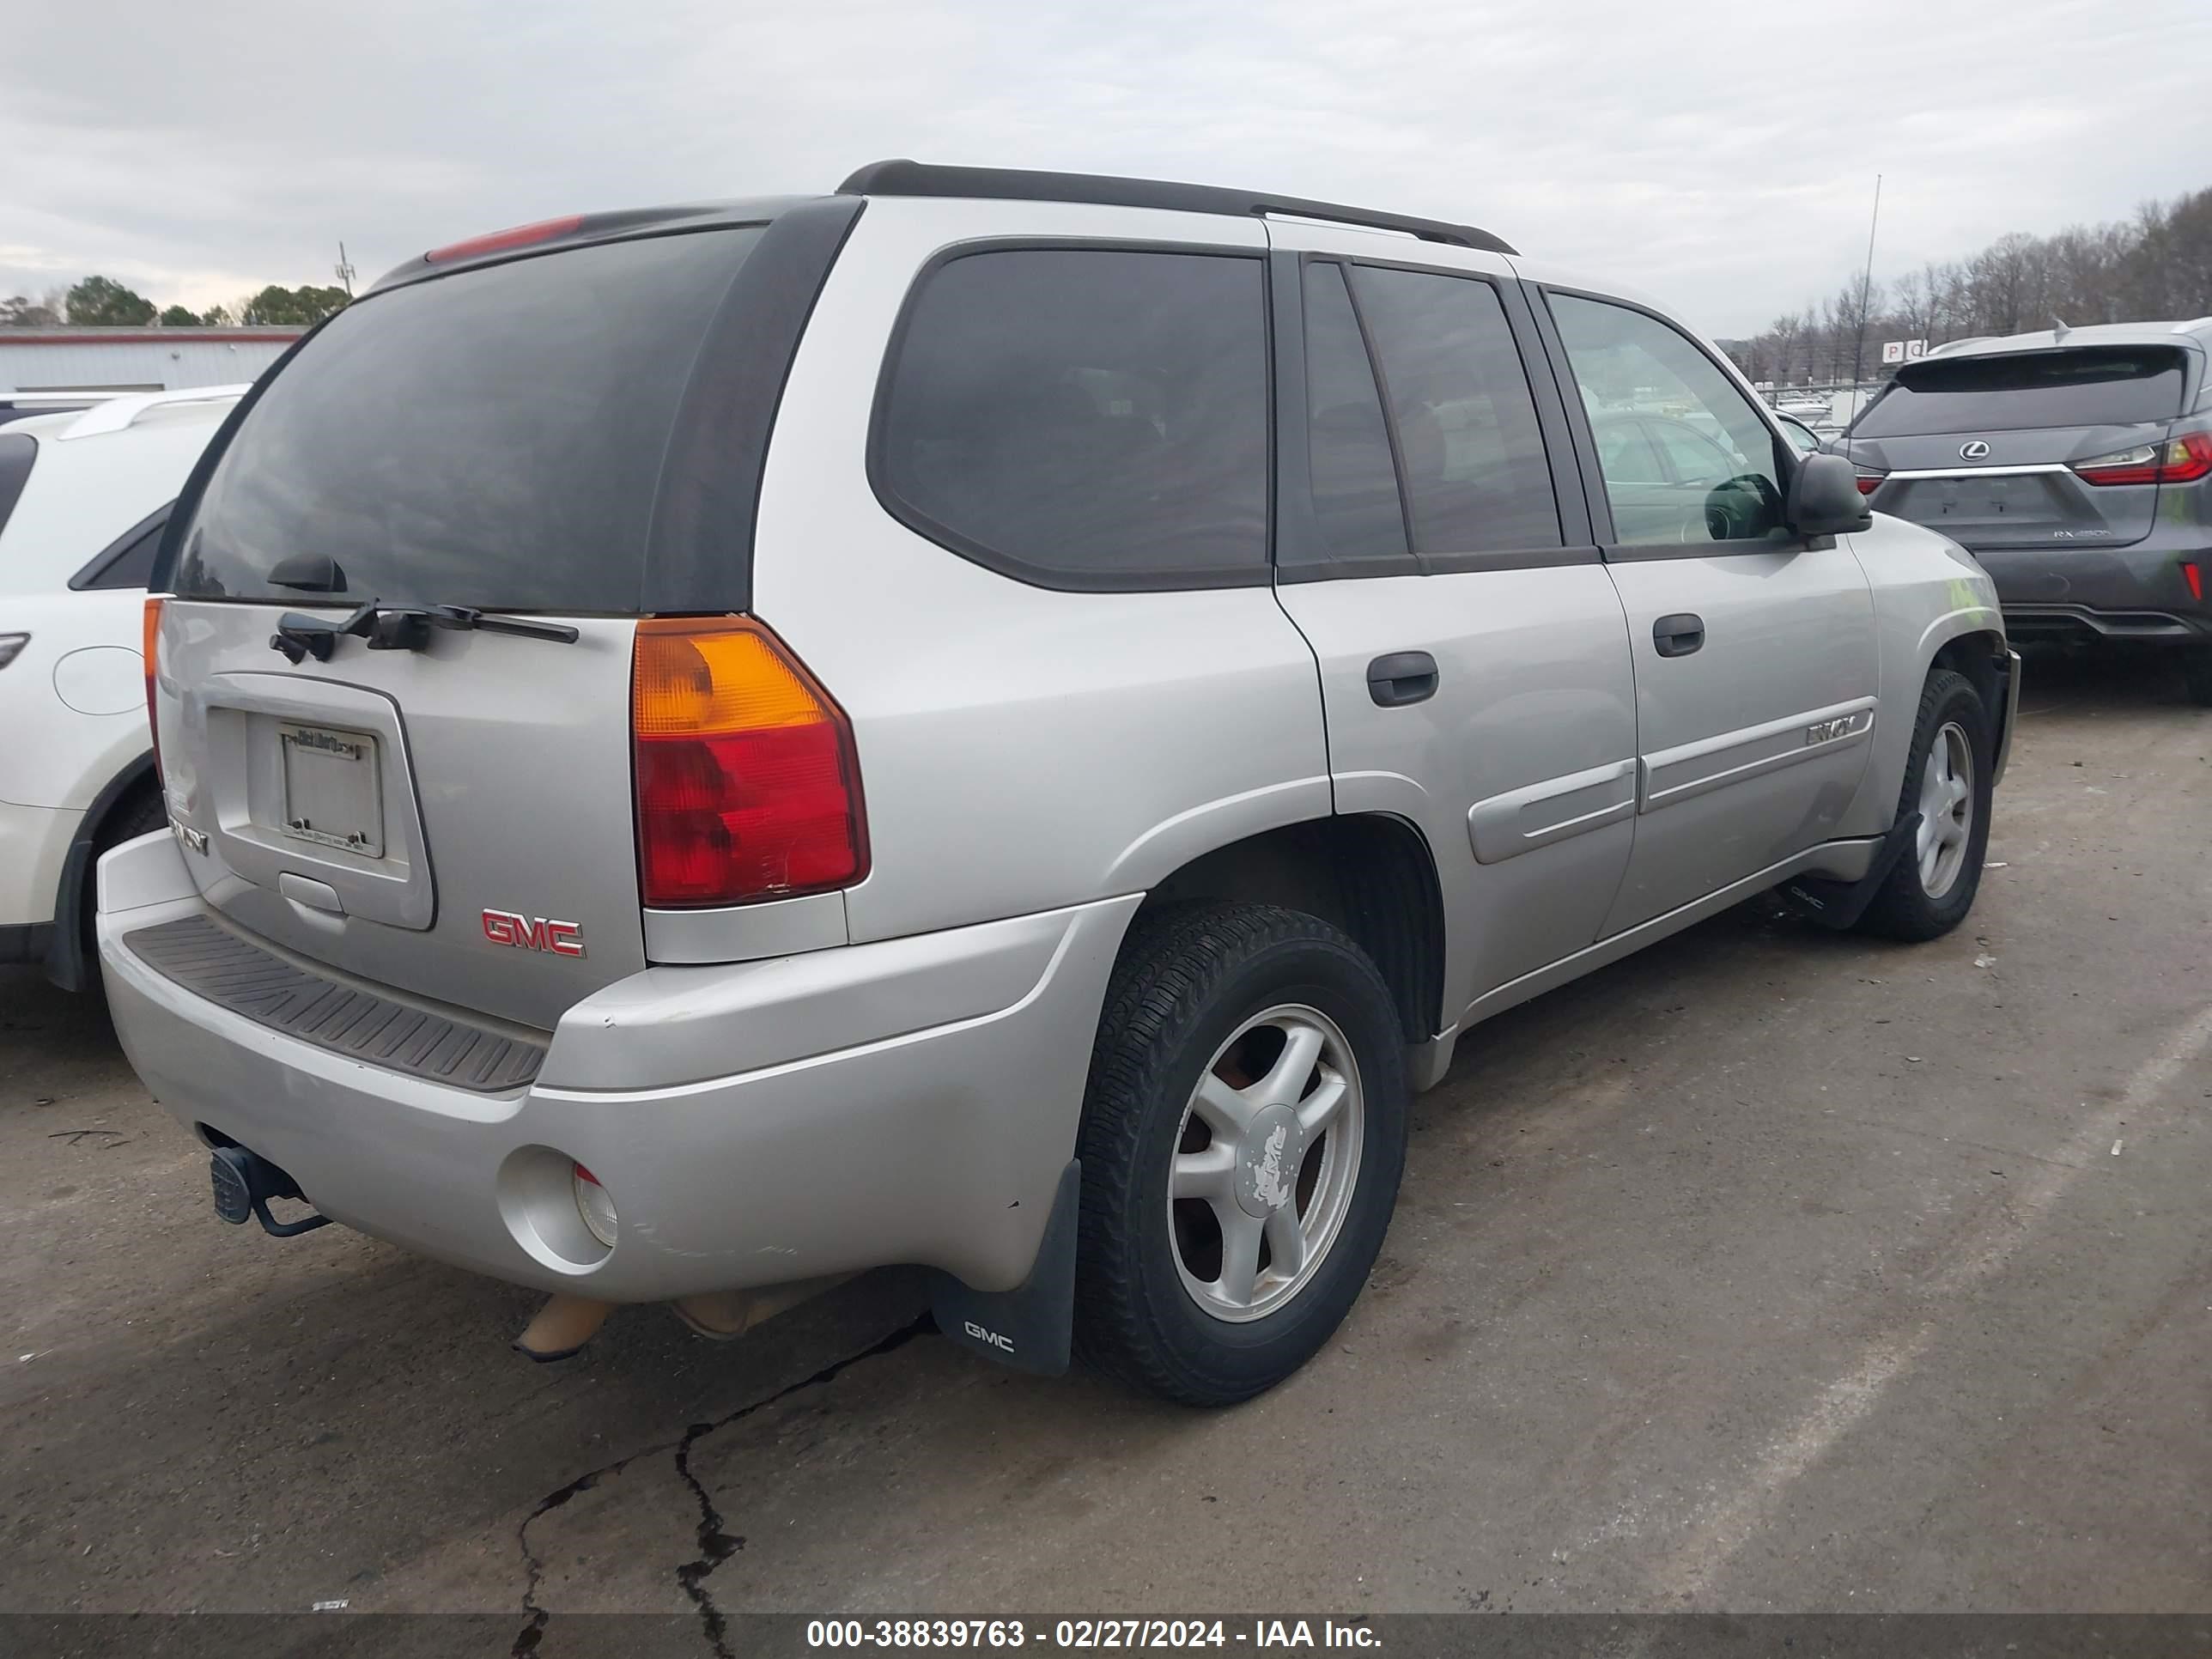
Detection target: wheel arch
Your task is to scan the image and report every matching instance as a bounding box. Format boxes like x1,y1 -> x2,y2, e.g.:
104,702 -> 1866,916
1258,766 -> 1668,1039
45,750 -> 157,990
1133,813 -> 1448,1050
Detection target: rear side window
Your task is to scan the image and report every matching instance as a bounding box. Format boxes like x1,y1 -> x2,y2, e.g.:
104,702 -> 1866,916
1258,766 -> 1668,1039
0,434 -> 33,546
176,228 -> 764,611
1853,348 -> 2187,437
874,248 -> 1269,586
75,506 -> 169,590
1301,263 -> 1407,565
1348,267 -> 1562,555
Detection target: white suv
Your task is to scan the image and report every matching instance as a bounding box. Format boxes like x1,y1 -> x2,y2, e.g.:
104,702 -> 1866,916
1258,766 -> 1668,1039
0,388 -> 244,987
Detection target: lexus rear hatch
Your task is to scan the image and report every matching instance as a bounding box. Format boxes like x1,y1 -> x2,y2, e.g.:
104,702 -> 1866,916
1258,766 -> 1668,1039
1844,345 -> 2192,551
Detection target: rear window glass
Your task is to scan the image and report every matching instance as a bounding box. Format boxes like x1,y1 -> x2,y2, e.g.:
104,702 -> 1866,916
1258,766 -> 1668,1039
1853,348 -> 2187,437
78,507 -> 169,590
0,434 -> 33,545
874,247 -> 1269,586
175,228 -> 763,610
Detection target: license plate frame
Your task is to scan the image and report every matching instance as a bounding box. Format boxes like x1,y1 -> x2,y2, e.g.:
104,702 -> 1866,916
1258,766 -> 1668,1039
276,722 -> 385,859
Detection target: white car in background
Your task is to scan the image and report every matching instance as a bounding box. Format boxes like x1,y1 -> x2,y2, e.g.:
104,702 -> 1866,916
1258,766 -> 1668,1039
0,387 -> 245,988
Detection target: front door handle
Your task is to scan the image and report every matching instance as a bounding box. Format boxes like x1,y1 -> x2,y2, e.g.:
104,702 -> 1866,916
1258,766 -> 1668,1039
1652,613 -> 1705,658
1366,651 -> 1439,707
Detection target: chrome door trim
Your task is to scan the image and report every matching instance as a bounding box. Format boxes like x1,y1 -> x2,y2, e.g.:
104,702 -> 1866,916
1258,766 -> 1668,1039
1467,757 -> 1638,865
1639,695 -> 1877,813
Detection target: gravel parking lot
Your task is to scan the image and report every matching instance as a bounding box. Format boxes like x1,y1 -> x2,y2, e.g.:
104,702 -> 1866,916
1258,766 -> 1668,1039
3,649 -> 2206,1626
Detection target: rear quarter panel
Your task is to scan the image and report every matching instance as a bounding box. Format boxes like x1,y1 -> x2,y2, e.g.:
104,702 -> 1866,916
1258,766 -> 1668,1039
751,198 -> 1333,946
1837,513 -> 2006,836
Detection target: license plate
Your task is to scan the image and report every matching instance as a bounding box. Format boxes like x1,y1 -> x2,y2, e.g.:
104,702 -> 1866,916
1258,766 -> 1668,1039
276,723 -> 384,858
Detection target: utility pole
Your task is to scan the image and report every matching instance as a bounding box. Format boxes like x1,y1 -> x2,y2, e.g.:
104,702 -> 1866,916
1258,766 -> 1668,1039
1848,174 -> 1882,412
335,241 -> 357,298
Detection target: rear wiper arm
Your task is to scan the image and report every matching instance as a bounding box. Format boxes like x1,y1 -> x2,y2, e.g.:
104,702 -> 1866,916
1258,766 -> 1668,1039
269,600 -> 579,661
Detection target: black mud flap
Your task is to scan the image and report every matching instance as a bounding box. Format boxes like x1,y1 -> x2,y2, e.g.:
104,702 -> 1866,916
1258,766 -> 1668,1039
928,1158 -> 1079,1376
210,1145 -> 333,1238
1779,813 -> 1922,932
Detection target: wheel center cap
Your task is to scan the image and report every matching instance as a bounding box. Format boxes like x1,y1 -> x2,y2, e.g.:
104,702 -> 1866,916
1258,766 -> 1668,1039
1234,1103 -> 1307,1219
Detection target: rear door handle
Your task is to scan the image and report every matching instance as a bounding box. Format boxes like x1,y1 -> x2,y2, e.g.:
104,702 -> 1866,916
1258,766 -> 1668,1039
1652,613 -> 1705,658
1366,651 -> 1439,707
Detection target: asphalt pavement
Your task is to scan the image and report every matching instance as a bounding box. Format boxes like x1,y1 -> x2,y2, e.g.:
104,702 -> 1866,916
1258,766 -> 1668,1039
3,648 -> 2206,1630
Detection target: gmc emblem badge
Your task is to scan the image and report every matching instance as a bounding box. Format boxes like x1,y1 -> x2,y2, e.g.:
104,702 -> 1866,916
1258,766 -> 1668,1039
482,909 -> 586,958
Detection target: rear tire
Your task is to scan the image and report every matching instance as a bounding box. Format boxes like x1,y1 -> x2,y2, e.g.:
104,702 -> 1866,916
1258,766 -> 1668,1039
1072,902 -> 1408,1407
1855,669 -> 1992,942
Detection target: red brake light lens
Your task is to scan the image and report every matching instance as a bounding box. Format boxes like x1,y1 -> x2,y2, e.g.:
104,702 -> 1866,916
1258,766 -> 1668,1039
2185,562 -> 2203,604
631,617 -> 866,908
1855,471 -> 1885,495
2072,432 -> 2212,487
424,215 -> 585,264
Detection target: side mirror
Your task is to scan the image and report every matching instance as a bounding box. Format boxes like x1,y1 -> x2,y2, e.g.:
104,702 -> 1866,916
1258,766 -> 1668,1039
1786,451 -> 1873,538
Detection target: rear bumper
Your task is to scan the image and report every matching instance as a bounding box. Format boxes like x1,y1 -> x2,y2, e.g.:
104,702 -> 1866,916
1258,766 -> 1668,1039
0,799 -> 79,931
1972,544 -> 2210,645
1998,603 -> 2210,646
96,831 -> 1136,1302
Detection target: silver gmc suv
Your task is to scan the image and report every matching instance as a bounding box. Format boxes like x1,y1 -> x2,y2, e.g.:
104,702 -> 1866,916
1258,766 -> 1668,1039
99,161 -> 2019,1405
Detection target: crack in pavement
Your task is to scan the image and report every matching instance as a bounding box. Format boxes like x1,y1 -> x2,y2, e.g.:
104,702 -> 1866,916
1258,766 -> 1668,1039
511,1314 -> 933,1659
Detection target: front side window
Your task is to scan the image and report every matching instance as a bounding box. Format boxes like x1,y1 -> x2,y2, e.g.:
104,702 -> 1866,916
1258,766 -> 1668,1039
1550,294 -> 1787,547
875,248 -> 1268,586
1350,267 -> 1562,555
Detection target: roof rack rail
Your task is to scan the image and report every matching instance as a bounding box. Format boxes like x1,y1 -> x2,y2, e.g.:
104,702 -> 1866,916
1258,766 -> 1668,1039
837,160 -> 1516,256
57,384 -> 249,442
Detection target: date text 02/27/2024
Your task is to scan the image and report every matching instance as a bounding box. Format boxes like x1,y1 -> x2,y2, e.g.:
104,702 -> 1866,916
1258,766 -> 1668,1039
805,1620 -> 1382,1650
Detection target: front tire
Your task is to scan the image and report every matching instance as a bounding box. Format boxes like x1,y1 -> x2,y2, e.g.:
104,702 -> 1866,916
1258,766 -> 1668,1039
1855,669 -> 1993,941
1073,903 -> 1408,1407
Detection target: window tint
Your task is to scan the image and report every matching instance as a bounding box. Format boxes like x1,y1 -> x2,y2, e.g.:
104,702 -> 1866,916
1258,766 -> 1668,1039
876,249 -> 1268,584
1550,294 -> 1787,547
0,434 -> 33,545
1350,267 -> 1561,554
177,228 -> 764,609
80,509 -> 169,589
1301,263 -> 1407,564
1851,348 -> 2186,437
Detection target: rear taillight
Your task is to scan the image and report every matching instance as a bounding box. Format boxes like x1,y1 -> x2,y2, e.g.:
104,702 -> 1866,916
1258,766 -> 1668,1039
2185,562 -> 2204,604
1855,470 -> 1886,495
630,617 -> 866,908
2071,432 -> 2212,487
142,597 -> 162,781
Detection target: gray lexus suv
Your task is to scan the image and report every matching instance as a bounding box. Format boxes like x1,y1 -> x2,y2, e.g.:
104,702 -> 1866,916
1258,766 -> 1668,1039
99,162 -> 2016,1405
1843,320 -> 2212,702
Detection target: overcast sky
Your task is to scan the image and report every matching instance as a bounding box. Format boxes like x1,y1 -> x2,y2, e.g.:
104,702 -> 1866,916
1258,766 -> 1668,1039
4,0 -> 2209,338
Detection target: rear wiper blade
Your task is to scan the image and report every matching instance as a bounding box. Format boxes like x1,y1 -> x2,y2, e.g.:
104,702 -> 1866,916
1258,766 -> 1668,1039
269,600 -> 579,661
413,605 -> 580,645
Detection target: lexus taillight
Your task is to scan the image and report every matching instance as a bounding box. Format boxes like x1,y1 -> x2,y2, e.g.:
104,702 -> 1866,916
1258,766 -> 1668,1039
1855,469 -> 1886,495
142,597 -> 162,780
630,617 -> 866,908
2071,432 -> 2212,487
